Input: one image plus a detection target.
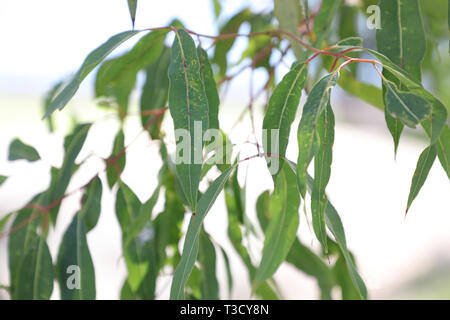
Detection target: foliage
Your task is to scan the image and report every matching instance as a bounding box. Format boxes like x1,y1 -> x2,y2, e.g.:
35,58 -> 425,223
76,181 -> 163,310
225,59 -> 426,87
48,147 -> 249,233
1,0 -> 448,300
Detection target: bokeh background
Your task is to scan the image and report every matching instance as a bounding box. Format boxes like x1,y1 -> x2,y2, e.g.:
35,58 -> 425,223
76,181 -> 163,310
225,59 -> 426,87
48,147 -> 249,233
1,0 -> 449,299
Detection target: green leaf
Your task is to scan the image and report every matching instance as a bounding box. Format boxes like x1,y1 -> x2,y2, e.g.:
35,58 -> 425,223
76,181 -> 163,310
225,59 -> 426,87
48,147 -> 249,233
170,166 -> 234,300
57,212 -> 96,300
106,129 -> 126,188
168,29 -> 210,212
96,30 -> 167,116
311,103 -> 335,254
274,0 -> 304,59
127,0 -> 137,29
8,138 -> 40,162
48,123 -> 91,223
0,175 -> 7,186
312,0 -> 340,48
296,73 -> 338,198
14,235 -> 53,300
198,46 -> 220,130
79,177 -> 102,232
44,30 -> 141,117
212,0 -> 222,18
219,247 -> 233,297
43,81 -> 64,132
140,46 -> 171,139
263,62 -> 308,177
383,80 -> 432,128
406,145 -> 437,214
0,212 -> 13,233
199,230 -> 219,299
256,190 -> 271,232
254,163 -> 300,285
212,8 -> 252,78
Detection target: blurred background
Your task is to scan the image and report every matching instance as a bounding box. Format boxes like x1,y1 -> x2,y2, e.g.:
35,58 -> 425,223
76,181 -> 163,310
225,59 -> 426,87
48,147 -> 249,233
0,0 -> 449,299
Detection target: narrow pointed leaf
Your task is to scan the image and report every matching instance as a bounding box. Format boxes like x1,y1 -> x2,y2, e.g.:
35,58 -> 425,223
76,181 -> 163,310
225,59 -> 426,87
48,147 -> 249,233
273,0 -> 304,58
79,177 -> 102,232
140,46 -> 171,139
15,235 -> 53,300
406,145 -> 437,214
0,175 -> 8,186
383,80 -> 432,128
297,73 -> 338,197
127,0 -> 137,29
311,103 -> 335,253
254,163 -> 300,285
168,29 -> 209,212
312,0 -> 340,47
8,138 -> 40,162
198,46 -> 219,130
170,166 -> 234,300
263,62 -> 308,177
106,129 -> 125,188
45,30 -> 141,117
57,212 -> 96,300
199,230 -> 219,299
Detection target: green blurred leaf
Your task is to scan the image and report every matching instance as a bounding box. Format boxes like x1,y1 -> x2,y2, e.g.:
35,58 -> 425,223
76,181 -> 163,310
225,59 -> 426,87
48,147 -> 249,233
140,46 -> 171,139
254,163 -> 300,285
198,46 -> 220,130
106,129 -> 126,188
0,175 -> 7,186
45,30 -> 141,117
168,29 -> 210,212
57,212 -> 96,300
311,103 -> 335,254
274,0 -> 304,59
199,230 -> 219,299
15,235 -> 53,300
79,177 -> 102,232
263,62 -> 308,177
313,0 -> 340,48
127,0 -> 137,29
406,145 -> 437,214
8,138 -> 40,162
170,166 -> 234,300
296,73 -> 338,198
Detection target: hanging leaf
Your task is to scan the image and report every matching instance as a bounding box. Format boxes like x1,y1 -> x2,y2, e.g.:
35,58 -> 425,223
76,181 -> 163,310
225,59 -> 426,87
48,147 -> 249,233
106,129 -> 126,188
57,212 -> 96,300
312,0 -> 340,47
273,0 -> 304,59
127,0 -> 137,29
198,46 -> 220,130
263,62 -> 308,177
170,166 -> 234,300
254,163 -> 300,285
406,145 -> 437,214
96,30 -> 167,117
79,177 -> 102,232
383,80 -> 432,128
297,73 -> 338,198
199,230 -> 219,299
42,80 -> 64,132
168,29 -> 210,212
140,46 -> 171,139
45,30 -> 141,117
8,138 -> 40,162
311,103 -> 335,254
0,175 -> 8,186
14,235 -> 53,300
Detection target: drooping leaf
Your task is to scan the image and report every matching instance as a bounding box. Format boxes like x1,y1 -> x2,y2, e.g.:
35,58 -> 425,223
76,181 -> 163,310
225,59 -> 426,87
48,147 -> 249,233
170,166 -> 234,300
8,138 -> 40,162
57,212 -> 96,300
311,103 -> 335,254
212,8 -> 252,78
312,0 -> 340,48
198,46 -> 219,130
127,0 -> 137,29
263,62 -> 308,177
297,73 -> 338,198
14,235 -> 53,300
95,30 -> 167,116
0,212 -> 13,233
219,247 -> 233,297
254,163 -> 300,285
199,230 -> 219,299
406,145 -> 437,214
168,29 -> 210,212
42,80 -> 64,132
0,175 -> 7,186
79,177 -> 102,232
45,30 -> 141,117
140,46 -> 171,139
106,128 -> 126,188
48,123 -> 91,223
383,80 -> 432,128
273,0 -> 304,59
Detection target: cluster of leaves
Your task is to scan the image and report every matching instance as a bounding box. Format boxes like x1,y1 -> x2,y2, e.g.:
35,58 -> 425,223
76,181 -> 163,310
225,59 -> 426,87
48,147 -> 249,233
0,0 -> 448,300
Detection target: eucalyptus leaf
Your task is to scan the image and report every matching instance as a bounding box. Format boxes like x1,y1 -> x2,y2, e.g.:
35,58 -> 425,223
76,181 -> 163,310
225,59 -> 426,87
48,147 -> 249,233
8,138 -> 40,162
